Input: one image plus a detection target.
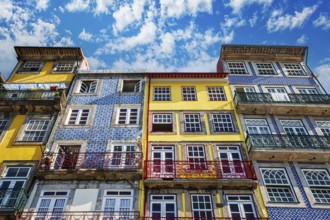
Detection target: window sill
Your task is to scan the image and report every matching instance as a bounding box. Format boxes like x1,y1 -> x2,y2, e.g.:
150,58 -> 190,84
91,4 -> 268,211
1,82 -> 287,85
61,124 -> 92,128
13,141 -> 45,146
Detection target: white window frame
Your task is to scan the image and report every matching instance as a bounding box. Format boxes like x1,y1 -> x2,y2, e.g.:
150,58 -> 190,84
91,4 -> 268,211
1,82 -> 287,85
184,114 -> 202,132
109,144 -> 136,167
116,108 -> 140,125
280,120 -> 307,135
191,194 -> 213,218
150,195 -> 176,218
182,86 -> 197,101
153,87 -> 171,101
282,63 -> 306,76
212,113 -> 235,132
77,80 -> 98,94
120,79 -> 141,92
315,121 -> 330,136
187,145 -> 206,170
266,87 -> 290,102
152,113 -> 173,132
302,169 -> 330,204
245,119 -> 271,134
19,118 -> 52,142
66,109 -> 91,125
297,88 -> 318,94
254,62 -> 278,75
18,61 -> 44,73
102,190 -> 133,216
35,191 -> 68,218
0,118 -> 9,142
207,86 -> 226,101
52,61 -> 77,73
243,87 -> 256,93
261,168 -> 297,203
227,62 -> 249,74
226,195 -> 257,219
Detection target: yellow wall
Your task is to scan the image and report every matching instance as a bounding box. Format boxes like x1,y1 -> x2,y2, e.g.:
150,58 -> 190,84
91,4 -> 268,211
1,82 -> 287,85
0,115 -> 43,162
8,61 -> 74,83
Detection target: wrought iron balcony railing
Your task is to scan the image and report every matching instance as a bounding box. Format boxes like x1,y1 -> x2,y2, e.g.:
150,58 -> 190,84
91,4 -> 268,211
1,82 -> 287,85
17,211 -> 140,220
0,90 -> 62,101
142,217 -> 268,220
144,160 -> 256,180
37,152 -> 142,171
0,189 -> 27,213
246,134 -> 330,151
234,92 -> 330,105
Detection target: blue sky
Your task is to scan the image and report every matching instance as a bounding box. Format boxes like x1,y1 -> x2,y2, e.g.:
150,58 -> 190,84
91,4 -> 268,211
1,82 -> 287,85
0,0 -> 330,91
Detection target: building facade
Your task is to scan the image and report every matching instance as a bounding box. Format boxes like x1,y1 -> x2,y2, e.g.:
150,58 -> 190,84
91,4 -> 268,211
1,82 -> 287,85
218,45 -> 330,219
17,71 -> 145,219
144,72 -> 267,219
0,47 -> 88,219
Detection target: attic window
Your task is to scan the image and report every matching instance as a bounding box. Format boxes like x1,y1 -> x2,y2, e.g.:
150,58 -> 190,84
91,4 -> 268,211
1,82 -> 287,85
18,61 -> 43,73
53,61 -> 76,73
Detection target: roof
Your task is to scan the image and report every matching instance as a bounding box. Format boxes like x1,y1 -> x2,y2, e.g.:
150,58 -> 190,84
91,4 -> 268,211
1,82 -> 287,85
220,44 -> 308,62
14,46 -> 85,61
147,72 -> 228,78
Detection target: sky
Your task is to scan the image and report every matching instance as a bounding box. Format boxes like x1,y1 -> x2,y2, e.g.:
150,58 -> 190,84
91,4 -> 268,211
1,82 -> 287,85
0,0 -> 330,92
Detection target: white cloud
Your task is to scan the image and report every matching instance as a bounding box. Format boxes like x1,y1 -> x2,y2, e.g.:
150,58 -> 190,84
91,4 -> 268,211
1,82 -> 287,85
36,0 -> 49,11
178,52 -> 218,72
159,32 -> 175,55
315,64 -> 330,93
226,0 -> 273,14
160,0 -> 212,18
222,15 -> 246,29
112,0 -> 146,33
0,0 -> 13,21
93,0 -> 113,15
296,34 -> 307,45
65,0 -> 90,12
267,5 -> 318,32
79,28 -> 93,41
249,13 -> 258,27
313,14 -> 330,30
87,56 -> 108,69
54,37 -> 75,46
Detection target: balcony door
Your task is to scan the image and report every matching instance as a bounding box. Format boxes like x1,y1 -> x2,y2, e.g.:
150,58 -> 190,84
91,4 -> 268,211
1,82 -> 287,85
102,190 -> 133,220
227,195 -> 257,219
55,145 -> 81,169
35,191 -> 68,220
218,146 -> 244,178
152,146 -> 174,178
187,145 -> 207,170
280,120 -> 310,148
245,119 -> 274,147
150,195 -> 176,218
110,145 -> 136,167
267,87 -> 290,102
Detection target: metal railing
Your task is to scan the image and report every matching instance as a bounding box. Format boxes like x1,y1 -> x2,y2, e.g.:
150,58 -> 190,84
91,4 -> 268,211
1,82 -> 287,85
234,92 -> 330,105
0,90 -> 62,101
37,152 -> 142,171
17,211 -> 140,220
0,189 -> 27,212
246,134 -> 330,151
142,217 -> 268,220
144,160 -> 256,180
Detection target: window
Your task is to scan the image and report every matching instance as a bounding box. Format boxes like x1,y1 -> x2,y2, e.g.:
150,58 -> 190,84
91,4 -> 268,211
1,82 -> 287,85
182,87 -> 197,101
78,80 -> 98,93
110,144 -> 136,167
121,80 -> 141,92
0,119 -> 9,142
20,118 -> 51,142
315,121 -> 330,136
187,145 -> 206,170
302,169 -> 330,204
67,109 -> 90,125
218,146 -> 244,177
191,195 -> 213,218
227,195 -> 257,219
283,63 -> 306,76
297,88 -> 318,94
152,146 -> 174,178
103,190 -> 133,218
184,114 -> 201,132
243,87 -> 256,93
256,63 -> 277,75
35,191 -> 68,219
18,61 -> 43,73
207,87 -> 226,101
52,61 -> 76,73
227,62 -> 248,74
153,87 -> 171,101
245,119 -> 271,134
152,114 -> 173,132
267,87 -> 290,101
116,108 -> 139,125
150,195 -> 176,218
212,113 -> 235,132
55,145 -> 81,169
261,168 -> 296,203
280,120 -> 307,135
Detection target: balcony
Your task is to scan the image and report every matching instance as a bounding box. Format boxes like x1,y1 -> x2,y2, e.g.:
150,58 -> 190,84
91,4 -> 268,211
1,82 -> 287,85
144,160 -> 256,188
36,152 -> 142,180
142,218 -> 268,220
246,134 -> 330,161
234,92 -> 330,116
0,189 -> 27,215
0,90 -> 66,112
17,211 -> 140,220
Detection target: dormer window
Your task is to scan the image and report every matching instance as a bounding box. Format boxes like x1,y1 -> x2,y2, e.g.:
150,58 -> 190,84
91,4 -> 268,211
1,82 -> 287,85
18,61 -> 44,73
227,62 -> 248,74
52,61 -> 76,73
283,63 -> 306,76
